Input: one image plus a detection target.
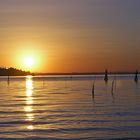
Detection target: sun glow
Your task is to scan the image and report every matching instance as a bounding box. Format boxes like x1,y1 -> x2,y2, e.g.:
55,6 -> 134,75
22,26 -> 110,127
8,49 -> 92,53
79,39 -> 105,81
24,57 -> 35,68
14,43 -> 46,72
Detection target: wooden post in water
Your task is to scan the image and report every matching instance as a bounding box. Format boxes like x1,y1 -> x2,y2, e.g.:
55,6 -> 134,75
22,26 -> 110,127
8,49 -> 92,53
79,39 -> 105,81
92,79 -> 96,101
104,69 -> 108,83
114,75 -> 117,91
111,80 -> 115,102
111,80 -> 114,94
92,82 -> 95,97
134,70 -> 138,83
43,78 -> 45,87
7,75 -> 10,85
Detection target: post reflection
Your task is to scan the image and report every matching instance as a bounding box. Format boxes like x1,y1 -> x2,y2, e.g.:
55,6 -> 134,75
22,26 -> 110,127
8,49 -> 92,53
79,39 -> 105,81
25,76 -> 34,130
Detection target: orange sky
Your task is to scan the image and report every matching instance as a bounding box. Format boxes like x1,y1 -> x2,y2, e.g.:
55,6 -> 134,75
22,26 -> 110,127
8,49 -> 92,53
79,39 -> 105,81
0,0 -> 140,73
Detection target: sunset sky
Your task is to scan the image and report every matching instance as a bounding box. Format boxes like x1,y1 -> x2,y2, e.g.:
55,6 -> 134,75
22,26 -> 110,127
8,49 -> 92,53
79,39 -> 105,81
0,0 -> 140,73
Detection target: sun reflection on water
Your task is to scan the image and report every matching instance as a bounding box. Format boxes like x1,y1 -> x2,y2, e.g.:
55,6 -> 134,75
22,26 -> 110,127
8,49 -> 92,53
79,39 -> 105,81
27,125 -> 34,130
25,106 -> 33,112
26,114 -> 34,121
25,76 -> 34,130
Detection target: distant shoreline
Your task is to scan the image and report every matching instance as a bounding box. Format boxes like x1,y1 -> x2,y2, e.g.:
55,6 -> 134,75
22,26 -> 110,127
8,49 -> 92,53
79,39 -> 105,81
34,72 -> 139,76
0,67 -> 139,76
0,72 -> 139,76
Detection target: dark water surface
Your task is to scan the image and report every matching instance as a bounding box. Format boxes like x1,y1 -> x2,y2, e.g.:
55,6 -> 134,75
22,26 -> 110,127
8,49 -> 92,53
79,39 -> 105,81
0,75 -> 140,140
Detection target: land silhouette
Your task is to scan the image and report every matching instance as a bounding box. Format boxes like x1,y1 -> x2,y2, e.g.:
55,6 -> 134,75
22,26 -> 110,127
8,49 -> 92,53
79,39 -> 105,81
0,67 -> 32,76
0,67 -> 139,77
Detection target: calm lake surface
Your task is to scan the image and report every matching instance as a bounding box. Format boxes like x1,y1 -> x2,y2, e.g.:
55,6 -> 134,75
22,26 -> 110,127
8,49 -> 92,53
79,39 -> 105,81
0,75 -> 140,140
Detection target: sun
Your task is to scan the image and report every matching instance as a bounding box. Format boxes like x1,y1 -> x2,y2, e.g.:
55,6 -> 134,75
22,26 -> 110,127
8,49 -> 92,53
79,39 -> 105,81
23,57 -> 35,68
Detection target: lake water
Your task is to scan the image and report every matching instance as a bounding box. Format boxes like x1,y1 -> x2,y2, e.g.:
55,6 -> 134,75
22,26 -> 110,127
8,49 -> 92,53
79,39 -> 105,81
0,75 -> 140,140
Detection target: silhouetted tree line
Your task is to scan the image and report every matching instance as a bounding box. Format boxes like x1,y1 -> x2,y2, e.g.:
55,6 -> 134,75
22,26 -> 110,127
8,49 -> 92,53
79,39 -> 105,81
0,67 -> 32,76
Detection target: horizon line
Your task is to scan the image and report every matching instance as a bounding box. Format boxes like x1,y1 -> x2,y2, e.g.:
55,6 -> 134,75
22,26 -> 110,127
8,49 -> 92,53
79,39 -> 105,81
35,71 -> 139,75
